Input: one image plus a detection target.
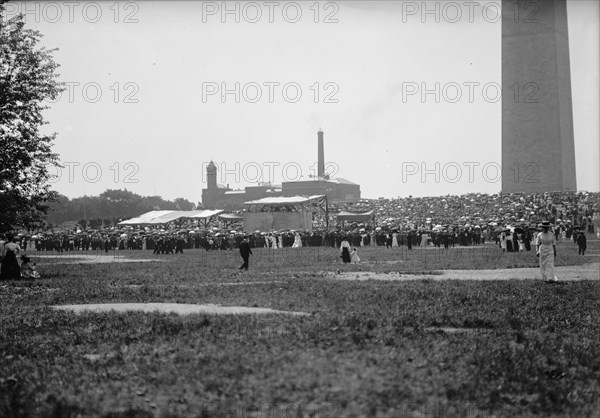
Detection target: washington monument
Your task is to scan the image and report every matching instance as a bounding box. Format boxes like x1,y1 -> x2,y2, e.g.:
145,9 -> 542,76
502,0 -> 577,193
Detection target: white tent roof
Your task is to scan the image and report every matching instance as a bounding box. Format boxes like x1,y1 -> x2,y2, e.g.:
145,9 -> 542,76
118,209 -> 224,225
118,210 -> 173,225
144,211 -> 197,224
188,209 -> 225,219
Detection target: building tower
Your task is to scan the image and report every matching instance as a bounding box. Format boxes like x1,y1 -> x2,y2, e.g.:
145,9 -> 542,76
207,161 -> 217,189
501,0 -> 577,193
318,129 -> 325,178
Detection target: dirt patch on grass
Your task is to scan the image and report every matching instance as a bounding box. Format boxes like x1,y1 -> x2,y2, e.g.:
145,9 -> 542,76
51,303 -> 308,316
424,326 -> 481,333
33,254 -> 164,264
328,263 -> 599,282
209,280 -> 286,286
108,281 -> 286,290
439,262 -> 599,281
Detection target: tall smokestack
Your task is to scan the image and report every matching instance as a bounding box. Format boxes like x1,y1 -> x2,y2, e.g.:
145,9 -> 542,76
317,129 -> 324,178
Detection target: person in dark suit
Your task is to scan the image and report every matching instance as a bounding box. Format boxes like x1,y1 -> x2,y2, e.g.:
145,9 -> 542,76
512,232 -> 520,252
576,232 -> 587,255
442,231 -> 450,250
239,236 -> 252,270
175,236 -> 185,254
523,230 -> 532,251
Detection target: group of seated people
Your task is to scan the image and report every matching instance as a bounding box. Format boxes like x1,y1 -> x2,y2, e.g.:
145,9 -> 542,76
0,235 -> 40,280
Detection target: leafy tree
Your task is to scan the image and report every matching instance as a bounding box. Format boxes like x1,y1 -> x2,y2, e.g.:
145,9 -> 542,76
88,218 -> 102,230
174,197 -> 195,211
44,193 -> 70,222
0,6 -> 63,232
139,195 -> 169,212
99,189 -> 141,218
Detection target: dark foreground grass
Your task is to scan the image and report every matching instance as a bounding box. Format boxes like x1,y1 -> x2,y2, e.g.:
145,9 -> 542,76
1,246 -> 599,417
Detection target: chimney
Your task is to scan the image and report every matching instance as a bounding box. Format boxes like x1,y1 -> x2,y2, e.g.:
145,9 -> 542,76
318,129 -> 324,178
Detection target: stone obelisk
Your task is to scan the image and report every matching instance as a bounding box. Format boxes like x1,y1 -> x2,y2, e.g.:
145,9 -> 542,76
502,0 -> 577,193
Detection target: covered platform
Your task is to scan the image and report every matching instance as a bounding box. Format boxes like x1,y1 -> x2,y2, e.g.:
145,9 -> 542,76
218,213 -> 244,228
243,195 -> 327,232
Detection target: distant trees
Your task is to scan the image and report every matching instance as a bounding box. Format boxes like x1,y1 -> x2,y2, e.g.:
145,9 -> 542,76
174,197 -> 195,211
88,218 -> 103,230
45,189 -> 197,226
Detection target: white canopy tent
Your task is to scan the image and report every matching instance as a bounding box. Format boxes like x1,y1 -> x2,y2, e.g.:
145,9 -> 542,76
117,210 -> 173,225
118,209 -> 224,226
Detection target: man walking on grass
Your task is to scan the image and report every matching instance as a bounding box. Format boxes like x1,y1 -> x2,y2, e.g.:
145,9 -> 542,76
239,236 -> 252,271
576,232 -> 587,255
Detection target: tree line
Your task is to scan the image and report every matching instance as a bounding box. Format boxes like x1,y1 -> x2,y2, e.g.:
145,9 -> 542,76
45,189 -> 198,229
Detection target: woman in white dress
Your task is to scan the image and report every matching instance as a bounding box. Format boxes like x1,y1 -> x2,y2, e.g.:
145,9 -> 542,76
391,232 -> 399,248
536,221 -> 558,282
292,233 -> 302,248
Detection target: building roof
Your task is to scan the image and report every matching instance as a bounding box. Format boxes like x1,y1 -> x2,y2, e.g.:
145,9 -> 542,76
244,195 -> 324,206
333,177 -> 358,185
282,176 -> 358,185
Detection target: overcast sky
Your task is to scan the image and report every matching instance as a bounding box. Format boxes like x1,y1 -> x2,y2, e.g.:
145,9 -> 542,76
7,0 -> 599,201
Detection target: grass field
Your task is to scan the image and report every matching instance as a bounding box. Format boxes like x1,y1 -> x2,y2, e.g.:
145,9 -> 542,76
1,240 -> 599,417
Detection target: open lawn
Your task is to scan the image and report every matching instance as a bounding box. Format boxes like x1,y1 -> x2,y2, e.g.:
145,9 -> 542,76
1,241 -> 599,417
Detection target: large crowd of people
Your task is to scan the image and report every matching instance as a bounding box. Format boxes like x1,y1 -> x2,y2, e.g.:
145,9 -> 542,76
1,192 -> 598,274
328,191 -> 598,232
